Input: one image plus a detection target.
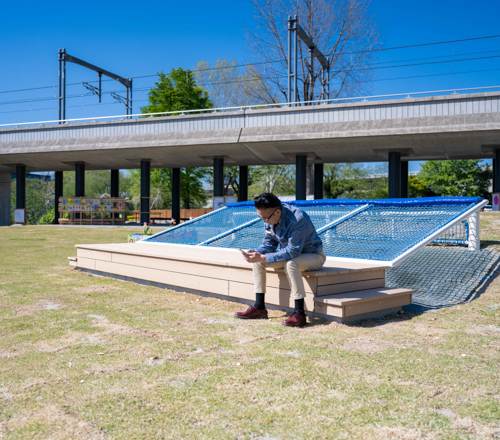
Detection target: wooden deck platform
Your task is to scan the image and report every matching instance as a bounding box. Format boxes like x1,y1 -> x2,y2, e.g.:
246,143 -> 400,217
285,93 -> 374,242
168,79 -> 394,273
70,242 -> 413,323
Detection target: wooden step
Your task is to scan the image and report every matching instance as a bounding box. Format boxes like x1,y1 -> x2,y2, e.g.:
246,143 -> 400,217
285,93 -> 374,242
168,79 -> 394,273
314,288 -> 413,322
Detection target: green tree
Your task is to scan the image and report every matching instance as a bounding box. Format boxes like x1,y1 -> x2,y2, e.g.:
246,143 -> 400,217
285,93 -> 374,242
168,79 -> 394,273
323,163 -> 388,199
408,175 -> 431,198
11,177 -> 54,225
141,68 -> 213,115
419,160 -> 491,198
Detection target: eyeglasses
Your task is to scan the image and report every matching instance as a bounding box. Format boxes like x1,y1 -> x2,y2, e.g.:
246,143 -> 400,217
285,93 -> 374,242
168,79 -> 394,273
260,207 -> 279,223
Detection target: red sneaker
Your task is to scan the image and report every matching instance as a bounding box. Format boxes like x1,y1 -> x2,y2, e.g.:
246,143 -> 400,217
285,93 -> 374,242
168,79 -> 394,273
282,312 -> 307,327
234,305 -> 268,319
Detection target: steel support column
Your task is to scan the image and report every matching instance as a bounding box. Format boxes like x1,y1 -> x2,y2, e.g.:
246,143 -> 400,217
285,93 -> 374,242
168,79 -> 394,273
494,159 -> 497,193
296,155 -> 307,200
388,152 -> 401,198
54,171 -> 63,224
75,163 -> 85,197
401,161 -> 409,198
16,165 -> 26,209
110,169 -> 119,197
314,164 -> 324,200
239,166 -> 248,202
172,168 -> 181,225
140,160 -> 150,225
213,158 -> 224,197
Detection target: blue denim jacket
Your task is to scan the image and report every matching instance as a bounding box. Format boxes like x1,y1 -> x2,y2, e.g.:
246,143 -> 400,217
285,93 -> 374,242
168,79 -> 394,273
255,204 -> 323,264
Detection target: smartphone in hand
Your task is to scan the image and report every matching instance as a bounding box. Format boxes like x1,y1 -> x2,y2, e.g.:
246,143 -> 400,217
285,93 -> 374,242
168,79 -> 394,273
237,248 -> 249,257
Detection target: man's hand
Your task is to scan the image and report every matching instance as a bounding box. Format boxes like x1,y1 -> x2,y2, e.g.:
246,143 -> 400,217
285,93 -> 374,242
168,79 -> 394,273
242,249 -> 267,264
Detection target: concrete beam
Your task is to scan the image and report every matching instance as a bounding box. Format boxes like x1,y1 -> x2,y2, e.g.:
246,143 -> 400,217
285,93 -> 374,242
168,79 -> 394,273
0,174 -> 11,226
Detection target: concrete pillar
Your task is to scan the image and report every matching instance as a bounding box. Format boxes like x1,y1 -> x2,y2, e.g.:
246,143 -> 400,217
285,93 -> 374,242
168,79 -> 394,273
172,168 -> 181,225
110,169 -> 119,197
401,161 -> 409,198
314,164 -> 324,200
213,158 -> 224,197
140,160 -> 150,224
54,171 -> 63,224
306,163 -> 314,196
388,152 -> 401,198
16,165 -> 26,209
75,163 -> 85,197
0,174 -> 11,226
296,155 -> 307,200
239,166 -> 248,202
494,150 -> 500,193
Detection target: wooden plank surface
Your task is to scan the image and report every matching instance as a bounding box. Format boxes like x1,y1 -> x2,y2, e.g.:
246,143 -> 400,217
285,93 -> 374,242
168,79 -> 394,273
316,278 -> 386,297
314,288 -> 414,306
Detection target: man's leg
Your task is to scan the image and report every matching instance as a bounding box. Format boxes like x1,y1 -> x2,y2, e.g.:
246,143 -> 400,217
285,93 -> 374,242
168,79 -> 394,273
282,252 -> 327,327
234,259 -> 284,319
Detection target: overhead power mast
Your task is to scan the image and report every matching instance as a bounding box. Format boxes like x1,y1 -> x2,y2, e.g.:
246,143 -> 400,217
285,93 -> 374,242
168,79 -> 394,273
58,48 -> 132,122
287,15 -> 330,105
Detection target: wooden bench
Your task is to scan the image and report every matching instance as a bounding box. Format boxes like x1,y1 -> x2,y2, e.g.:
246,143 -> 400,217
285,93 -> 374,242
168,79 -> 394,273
70,242 -> 413,323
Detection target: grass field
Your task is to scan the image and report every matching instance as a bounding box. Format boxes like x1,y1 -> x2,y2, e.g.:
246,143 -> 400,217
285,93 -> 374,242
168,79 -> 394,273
0,217 -> 499,439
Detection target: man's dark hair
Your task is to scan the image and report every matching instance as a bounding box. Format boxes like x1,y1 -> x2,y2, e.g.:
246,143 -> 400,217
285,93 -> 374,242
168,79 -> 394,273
254,193 -> 282,210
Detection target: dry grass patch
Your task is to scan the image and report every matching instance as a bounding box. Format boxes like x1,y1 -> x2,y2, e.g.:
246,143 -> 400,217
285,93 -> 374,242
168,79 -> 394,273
0,225 -> 499,439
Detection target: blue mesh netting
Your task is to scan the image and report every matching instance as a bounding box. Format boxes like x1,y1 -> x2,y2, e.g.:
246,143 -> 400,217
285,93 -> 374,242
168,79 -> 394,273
433,220 -> 469,245
144,206 -> 257,245
145,197 -> 483,263
205,205 -> 363,250
319,204 -> 475,261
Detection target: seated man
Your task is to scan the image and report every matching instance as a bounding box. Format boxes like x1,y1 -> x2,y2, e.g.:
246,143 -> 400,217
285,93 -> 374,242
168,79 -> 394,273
234,193 -> 326,327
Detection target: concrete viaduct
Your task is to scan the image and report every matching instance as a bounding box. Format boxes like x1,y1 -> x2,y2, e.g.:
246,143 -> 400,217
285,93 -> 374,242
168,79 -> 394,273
1,88 -> 500,226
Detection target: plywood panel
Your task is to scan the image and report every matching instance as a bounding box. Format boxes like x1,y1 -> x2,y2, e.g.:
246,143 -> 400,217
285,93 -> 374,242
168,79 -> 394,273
111,252 -> 230,279
77,249 -> 112,262
228,267 -> 316,293
316,278 -> 385,296
95,260 -> 229,296
343,294 -> 412,317
317,270 -> 385,286
76,257 -> 96,270
228,281 -> 315,311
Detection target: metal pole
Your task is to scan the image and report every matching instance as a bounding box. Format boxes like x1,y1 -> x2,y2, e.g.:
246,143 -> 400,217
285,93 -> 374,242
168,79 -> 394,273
495,149 -> 500,193
129,78 -> 134,115
62,48 -> 66,121
293,15 -> 298,105
58,49 -> 62,123
287,16 -> 292,105
126,86 -> 129,116
98,72 -> 102,103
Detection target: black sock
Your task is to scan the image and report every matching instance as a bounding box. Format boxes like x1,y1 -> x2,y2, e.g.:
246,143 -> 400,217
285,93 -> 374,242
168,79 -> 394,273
254,293 -> 266,310
294,299 -> 305,316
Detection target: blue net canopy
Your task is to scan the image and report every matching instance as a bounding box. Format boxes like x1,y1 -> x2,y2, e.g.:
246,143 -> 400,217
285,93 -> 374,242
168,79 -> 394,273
144,197 -> 484,263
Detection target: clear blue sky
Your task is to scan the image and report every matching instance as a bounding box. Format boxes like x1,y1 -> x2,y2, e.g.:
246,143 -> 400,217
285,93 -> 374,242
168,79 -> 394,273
1,0 -> 500,173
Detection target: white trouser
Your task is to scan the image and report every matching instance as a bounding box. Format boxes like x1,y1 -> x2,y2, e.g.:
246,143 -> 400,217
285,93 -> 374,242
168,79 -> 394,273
252,251 -> 327,300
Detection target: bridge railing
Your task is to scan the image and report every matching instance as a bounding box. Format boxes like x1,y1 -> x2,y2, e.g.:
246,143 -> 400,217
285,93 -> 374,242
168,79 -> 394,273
1,85 -> 500,129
